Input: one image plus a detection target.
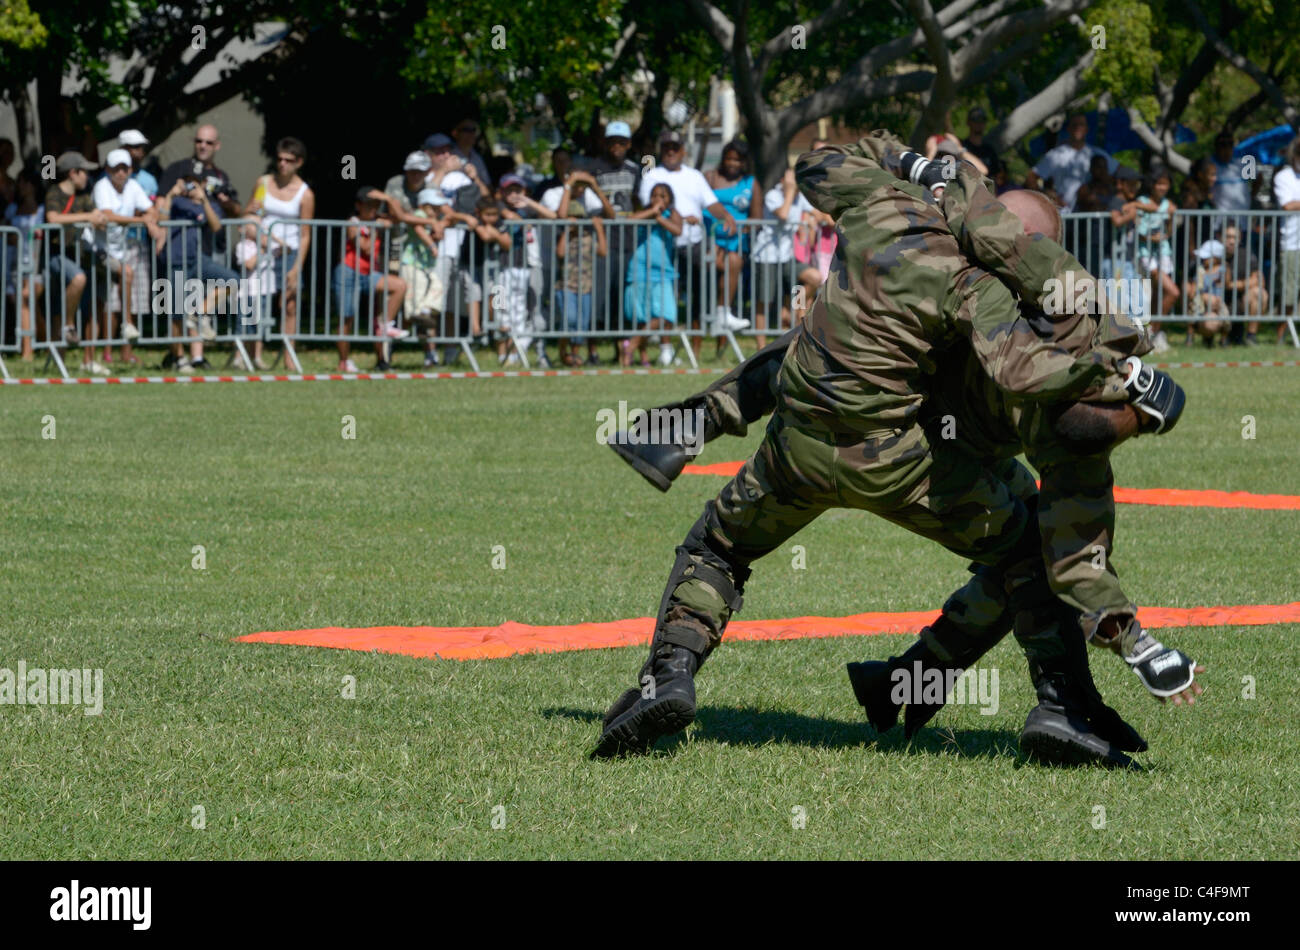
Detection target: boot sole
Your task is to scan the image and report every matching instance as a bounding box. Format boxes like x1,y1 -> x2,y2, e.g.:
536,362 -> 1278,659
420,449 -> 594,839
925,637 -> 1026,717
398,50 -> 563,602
590,695 -> 695,758
608,440 -> 674,493
1021,720 -> 1136,769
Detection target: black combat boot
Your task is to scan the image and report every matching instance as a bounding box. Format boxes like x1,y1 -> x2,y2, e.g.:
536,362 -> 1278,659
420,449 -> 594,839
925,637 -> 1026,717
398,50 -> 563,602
847,614 -> 1010,738
607,399 -> 722,492
591,642 -> 702,757
1020,657 -> 1139,768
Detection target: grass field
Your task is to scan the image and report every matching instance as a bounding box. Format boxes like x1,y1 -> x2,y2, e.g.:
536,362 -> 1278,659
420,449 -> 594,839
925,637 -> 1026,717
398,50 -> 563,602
2,342 -> 1299,859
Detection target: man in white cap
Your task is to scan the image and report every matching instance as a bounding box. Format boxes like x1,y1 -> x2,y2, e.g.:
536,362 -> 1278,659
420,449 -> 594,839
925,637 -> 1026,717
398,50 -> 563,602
118,130 -> 158,200
91,148 -> 160,366
382,150 -> 436,271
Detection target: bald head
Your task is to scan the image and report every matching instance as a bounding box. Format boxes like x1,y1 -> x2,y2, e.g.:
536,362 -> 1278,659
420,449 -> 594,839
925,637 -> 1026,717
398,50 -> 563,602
998,188 -> 1062,243
194,124 -> 220,164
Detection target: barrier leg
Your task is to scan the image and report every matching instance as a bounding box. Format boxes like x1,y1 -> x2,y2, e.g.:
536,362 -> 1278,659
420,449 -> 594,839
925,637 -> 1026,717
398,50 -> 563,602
459,339 -> 480,373
677,330 -> 698,369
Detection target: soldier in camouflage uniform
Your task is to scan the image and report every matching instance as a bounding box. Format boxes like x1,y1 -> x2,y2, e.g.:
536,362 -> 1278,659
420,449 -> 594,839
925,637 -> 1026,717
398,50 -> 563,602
593,132 -> 1195,765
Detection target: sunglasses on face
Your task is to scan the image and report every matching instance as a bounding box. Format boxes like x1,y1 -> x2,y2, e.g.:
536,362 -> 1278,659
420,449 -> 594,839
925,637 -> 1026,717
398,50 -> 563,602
276,155 -> 299,164
195,138 -> 216,145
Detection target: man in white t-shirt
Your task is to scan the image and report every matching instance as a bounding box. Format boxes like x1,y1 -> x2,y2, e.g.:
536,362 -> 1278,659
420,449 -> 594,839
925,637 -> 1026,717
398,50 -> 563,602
1273,137 -> 1300,339
1026,114 -> 1116,212
638,130 -> 740,343
92,148 -> 159,357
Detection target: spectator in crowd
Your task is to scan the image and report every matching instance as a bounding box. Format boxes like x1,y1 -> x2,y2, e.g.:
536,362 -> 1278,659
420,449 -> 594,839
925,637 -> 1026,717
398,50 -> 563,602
154,171 -> 240,373
333,187 -> 409,373
749,166 -> 813,348
961,106 -> 1001,178
234,219 -> 281,369
4,167 -> 45,361
1135,165 -> 1180,320
468,194 -> 510,362
1073,155 -> 1115,275
623,181 -> 682,366
1188,239 -> 1228,344
1075,155 -> 1115,211
381,151 -> 432,268
1218,223 -> 1266,346
118,130 -> 158,200
243,136 -> 314,370
639,130 -> 737,358
157,124 -> 242,255
1274,136 -> 1300,344
532,145 -> 573,200
1212,132 -> 1255,215
1026,113 -> 1115,211
1180,156 -> 1219,211
1107,166 -> 1161,349
580,121 -> 643,338
426,131 -> 489,204
703,139 -> 758,349
925,131 -> 988,176
498,173 -> 555,366
44,151 -> 104,364
397,188 -> 448,352
0,138 -> 15,206
554,181 -> 607,367
429,184 -> 485,366
424,134 -> 481,212
450,118 -> 492,187
541,169 -> 612,363
91,148 -> 159,367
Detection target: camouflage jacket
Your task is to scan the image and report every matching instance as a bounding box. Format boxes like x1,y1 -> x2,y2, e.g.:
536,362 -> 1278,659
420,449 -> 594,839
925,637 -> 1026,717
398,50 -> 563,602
785,130 -> 1149,436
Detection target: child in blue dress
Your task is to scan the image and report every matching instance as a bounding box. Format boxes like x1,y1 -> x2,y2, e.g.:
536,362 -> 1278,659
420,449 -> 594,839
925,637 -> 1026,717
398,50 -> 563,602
624,183 -> 683,366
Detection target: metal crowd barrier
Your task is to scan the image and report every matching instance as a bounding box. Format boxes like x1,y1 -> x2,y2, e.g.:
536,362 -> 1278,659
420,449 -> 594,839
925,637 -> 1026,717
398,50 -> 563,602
4,205 -> 1299,379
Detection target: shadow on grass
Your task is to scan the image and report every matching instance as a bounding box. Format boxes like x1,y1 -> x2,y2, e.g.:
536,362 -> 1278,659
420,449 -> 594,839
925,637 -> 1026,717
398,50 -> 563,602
542,704 -> 1021,760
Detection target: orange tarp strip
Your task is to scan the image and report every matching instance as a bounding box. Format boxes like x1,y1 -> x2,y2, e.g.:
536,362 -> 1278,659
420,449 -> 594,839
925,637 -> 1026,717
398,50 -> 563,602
237,602 -> 1300,662
682,462 -> 1300,510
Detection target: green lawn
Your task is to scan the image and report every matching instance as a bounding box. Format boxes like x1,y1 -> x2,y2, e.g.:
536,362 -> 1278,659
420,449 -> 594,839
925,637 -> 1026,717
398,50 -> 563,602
1,362 -> 1298,859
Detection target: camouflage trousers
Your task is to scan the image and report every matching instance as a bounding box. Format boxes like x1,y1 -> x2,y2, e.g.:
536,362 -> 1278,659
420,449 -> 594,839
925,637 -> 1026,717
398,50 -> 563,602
658,332 -> 1138,671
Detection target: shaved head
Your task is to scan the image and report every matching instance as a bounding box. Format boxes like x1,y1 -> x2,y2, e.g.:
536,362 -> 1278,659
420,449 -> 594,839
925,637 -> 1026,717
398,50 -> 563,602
998,189 -> 1062,242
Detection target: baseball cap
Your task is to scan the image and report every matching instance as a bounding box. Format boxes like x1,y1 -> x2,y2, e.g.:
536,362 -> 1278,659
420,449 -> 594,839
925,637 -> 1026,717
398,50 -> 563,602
55,151 -> 98,173
104,148 -> 132,170
119,130 -> 148,147
605,121 -> 632,140
1113,166 -> 1140,181
423,133 -> 454,150
659,130 -> 683,147
968,106 -> 988,123
404,151 -> 432,171
1197,239 -> 1226,260
415,188 -> 449,207
499,173 -> 526,189
355,185 -> 382,203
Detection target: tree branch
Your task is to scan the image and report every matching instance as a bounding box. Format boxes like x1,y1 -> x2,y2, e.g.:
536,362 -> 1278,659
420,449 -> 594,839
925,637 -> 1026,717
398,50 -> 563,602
908,0 -> 956,146
1187,0 -> 1299,128
987,49 -> 1094,152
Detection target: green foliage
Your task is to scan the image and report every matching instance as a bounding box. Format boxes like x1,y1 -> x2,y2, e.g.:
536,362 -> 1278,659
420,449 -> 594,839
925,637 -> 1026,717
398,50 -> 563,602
0,0 -> 48,50
1082,0 -> 1161,123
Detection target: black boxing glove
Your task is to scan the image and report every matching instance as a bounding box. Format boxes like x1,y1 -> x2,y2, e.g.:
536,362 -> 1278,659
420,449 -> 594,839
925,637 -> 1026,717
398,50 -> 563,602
1122,356 -> 1185,434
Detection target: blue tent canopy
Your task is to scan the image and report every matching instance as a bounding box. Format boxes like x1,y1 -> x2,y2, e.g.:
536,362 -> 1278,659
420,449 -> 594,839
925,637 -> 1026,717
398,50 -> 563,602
1234,125 -> 1297,166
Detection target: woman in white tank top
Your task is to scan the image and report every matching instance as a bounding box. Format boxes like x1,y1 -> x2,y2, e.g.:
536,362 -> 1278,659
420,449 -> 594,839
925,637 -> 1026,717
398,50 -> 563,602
244,136 -> 315,370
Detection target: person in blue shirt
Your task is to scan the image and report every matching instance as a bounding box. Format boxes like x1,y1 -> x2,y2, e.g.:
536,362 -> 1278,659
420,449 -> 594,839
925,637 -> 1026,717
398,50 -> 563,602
704,141 -> 761,351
